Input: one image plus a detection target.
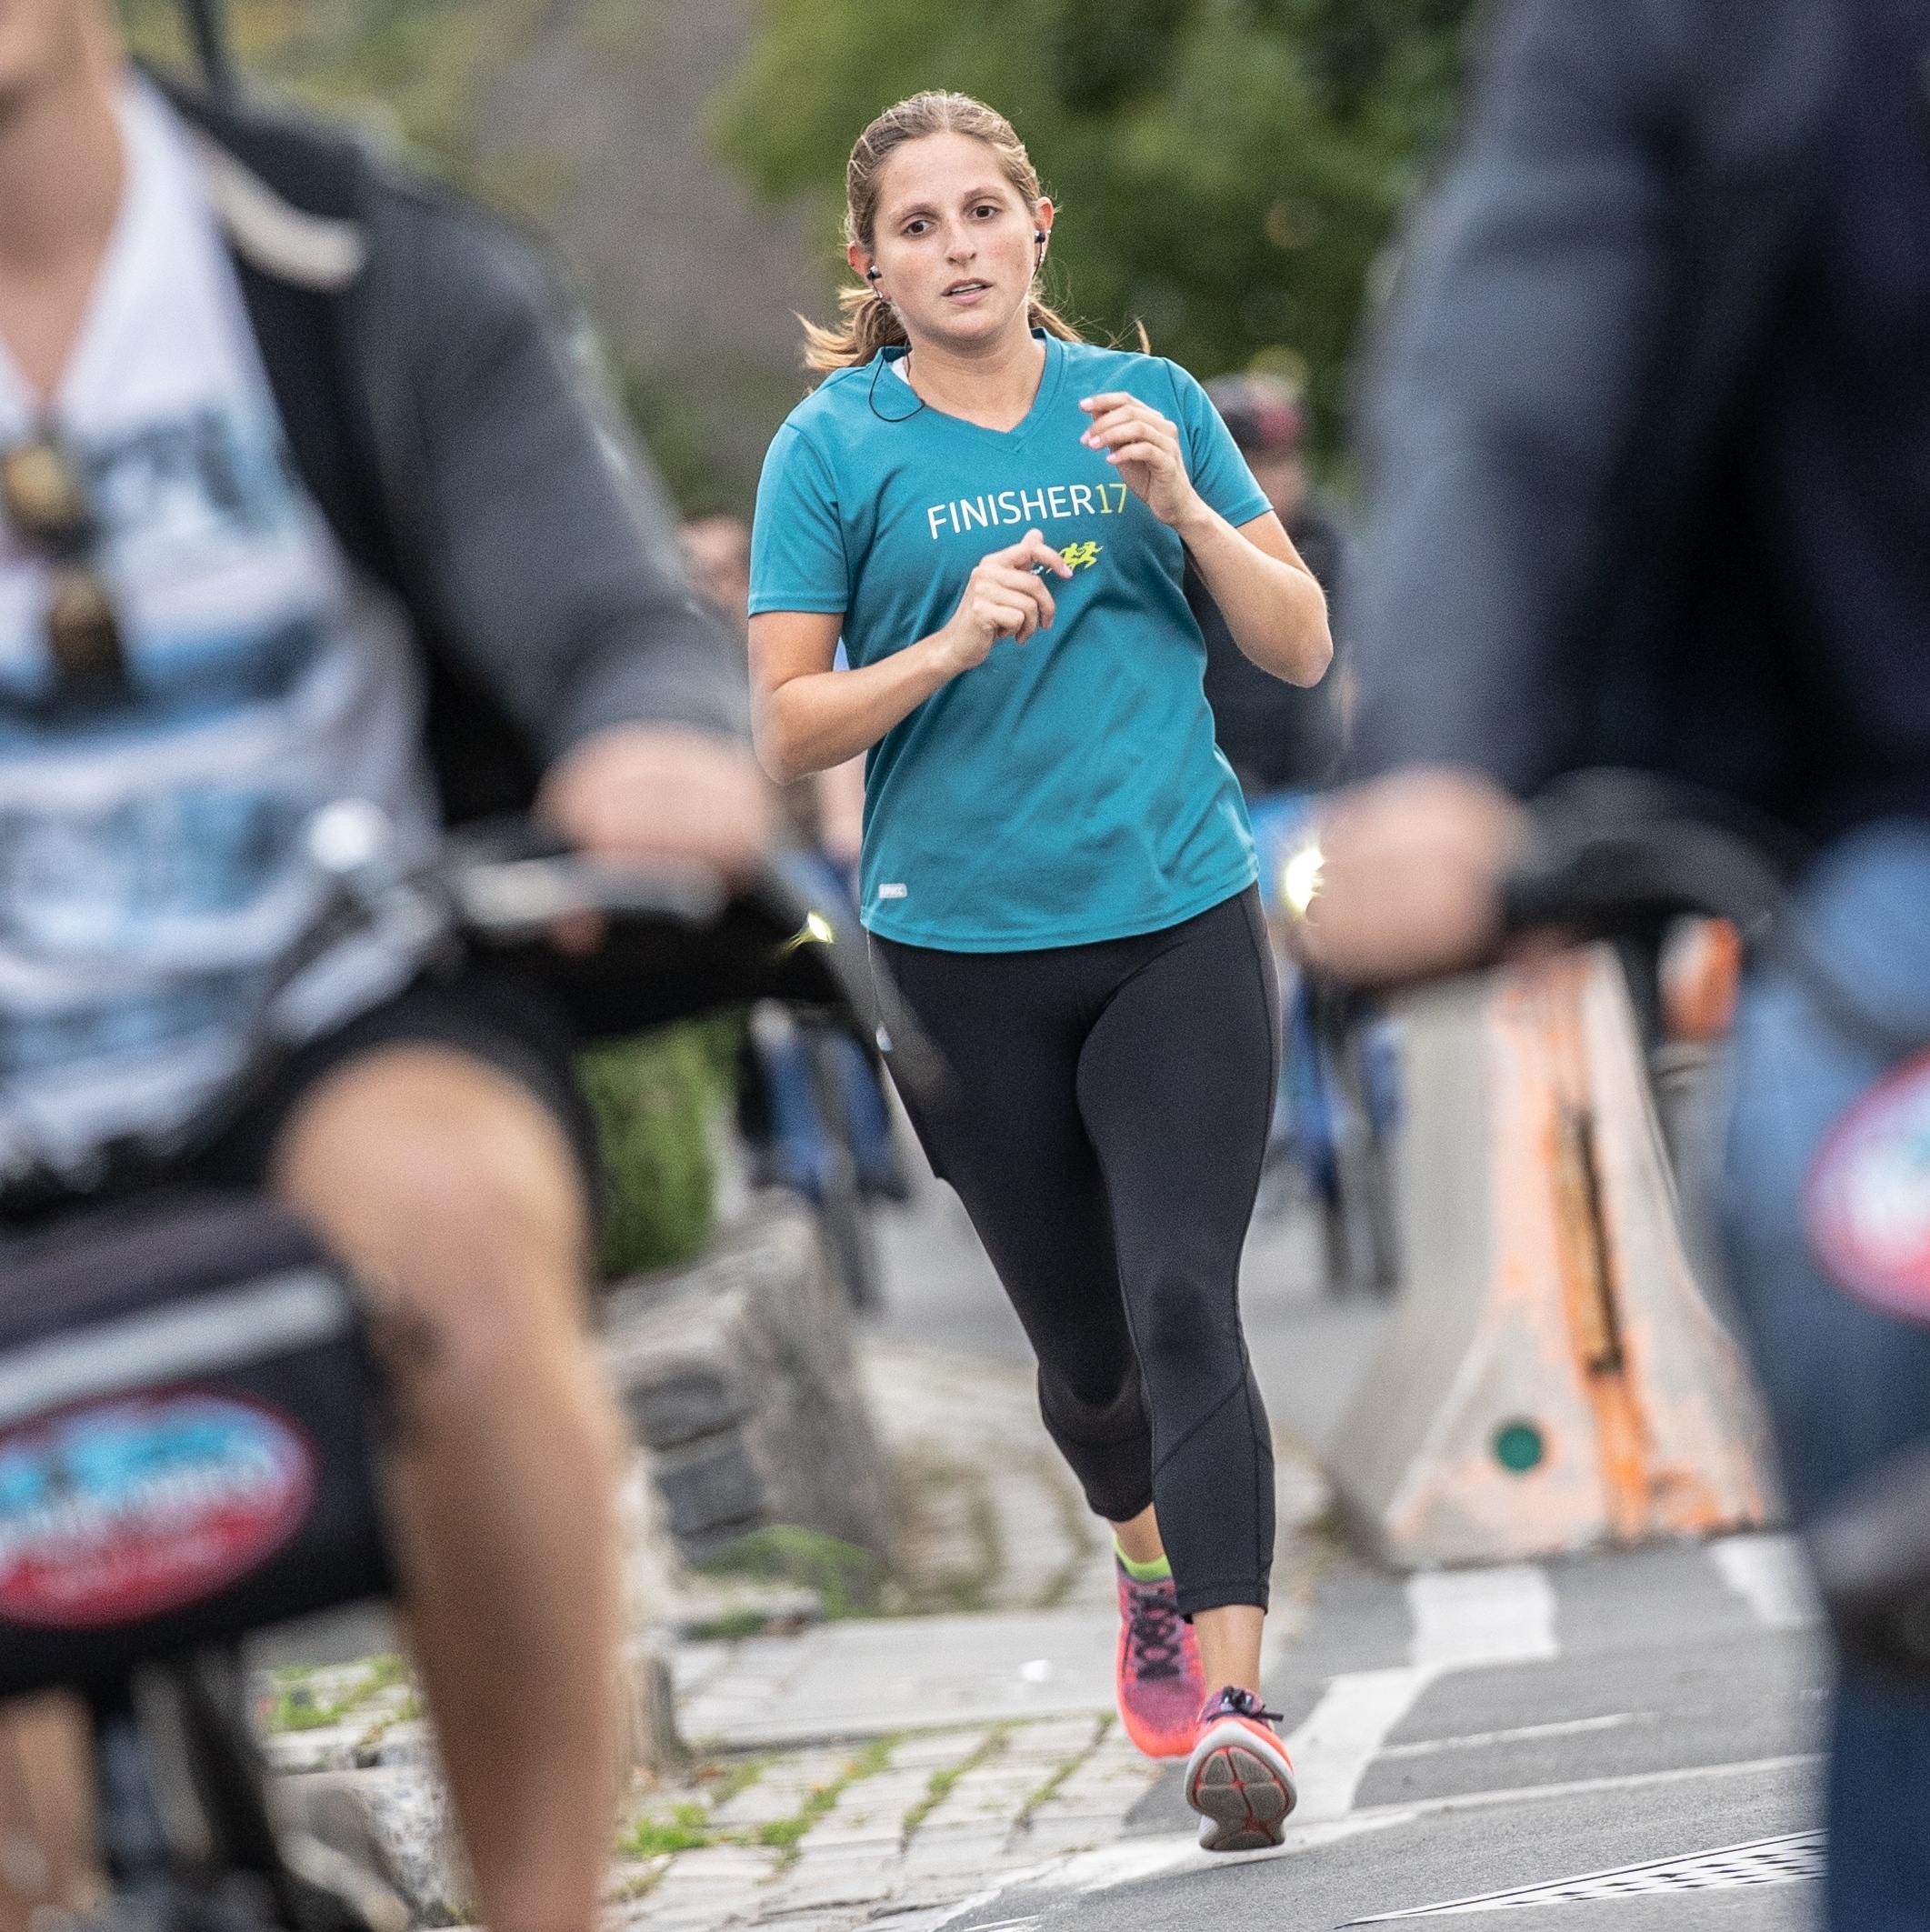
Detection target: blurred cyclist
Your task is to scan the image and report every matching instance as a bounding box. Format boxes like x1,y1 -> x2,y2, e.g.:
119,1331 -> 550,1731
685,513 -> 865,874
0,4 -> 767,1927
1195,377 -> 1391,1290
1296,0 -> 1930,1923
1196,373 -> 1349,800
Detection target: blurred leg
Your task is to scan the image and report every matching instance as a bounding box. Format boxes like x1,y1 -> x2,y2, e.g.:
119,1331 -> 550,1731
0,1694 -> 98,1932
272,1046 -> 623,1932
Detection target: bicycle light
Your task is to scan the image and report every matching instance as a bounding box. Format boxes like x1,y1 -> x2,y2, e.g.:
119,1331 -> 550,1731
778,909 -> 838,956
1282,838 -> 1325,918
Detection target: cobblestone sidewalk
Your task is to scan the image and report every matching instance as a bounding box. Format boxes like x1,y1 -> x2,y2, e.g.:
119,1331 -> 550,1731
608,1711 -> 1160,1931
259,1338 -> 1334,1930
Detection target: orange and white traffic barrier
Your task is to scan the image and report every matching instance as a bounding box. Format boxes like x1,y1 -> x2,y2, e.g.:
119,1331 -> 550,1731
1326,944 -> 1779,1567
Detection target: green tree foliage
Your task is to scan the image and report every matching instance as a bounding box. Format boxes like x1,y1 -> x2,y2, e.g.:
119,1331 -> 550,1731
120,0 -> 563,211
714,0 -> 1480,456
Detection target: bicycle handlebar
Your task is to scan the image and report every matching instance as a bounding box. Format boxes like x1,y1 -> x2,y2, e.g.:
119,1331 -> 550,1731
0,803 -> 945,1215
303,801 -> 947,1101
1495,769 -> 1919,1062
1501,818 -> 1786,946
306,798 -> 729,936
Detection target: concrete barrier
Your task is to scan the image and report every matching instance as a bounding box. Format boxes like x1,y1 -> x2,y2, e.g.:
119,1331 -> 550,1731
1327,946 -> 1779,1567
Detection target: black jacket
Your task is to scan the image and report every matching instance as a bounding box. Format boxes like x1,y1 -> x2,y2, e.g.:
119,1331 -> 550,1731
1350,0 -> 1849,826
161,78 -> 743,826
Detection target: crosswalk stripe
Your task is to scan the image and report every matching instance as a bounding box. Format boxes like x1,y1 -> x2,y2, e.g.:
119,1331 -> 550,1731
1290,1667 -> 1438,1822
1710,1533 -> 1822,1629
1288,1564 -> 1564,1822
1408,1566 -> 1559,1669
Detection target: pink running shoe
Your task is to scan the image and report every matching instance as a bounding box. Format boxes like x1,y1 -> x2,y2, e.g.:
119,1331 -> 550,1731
1185,1686 -> 1298,1851
1113,1558 -> 1206,1757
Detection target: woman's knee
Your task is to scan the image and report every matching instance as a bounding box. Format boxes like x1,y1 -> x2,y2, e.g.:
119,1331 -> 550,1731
1131,1265 -> 1241,1377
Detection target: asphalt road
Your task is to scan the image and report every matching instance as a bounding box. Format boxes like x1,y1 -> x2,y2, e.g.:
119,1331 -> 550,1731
956,1540 -> 1827,1932
872,1138 -> 1833,1932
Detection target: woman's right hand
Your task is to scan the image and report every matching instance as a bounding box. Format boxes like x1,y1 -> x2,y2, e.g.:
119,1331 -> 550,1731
932,530 -> 1074,676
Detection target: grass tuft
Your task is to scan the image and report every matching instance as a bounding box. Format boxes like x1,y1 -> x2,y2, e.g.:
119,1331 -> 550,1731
899,1727 -> 1006,1844
616,1739 -> 894,1869
757,1738 -> 895,1864
623,1803 -> 713,1857
262,1655 -> 409,1734
700,1757 -> 768,1808
700,1524 -> 886,1619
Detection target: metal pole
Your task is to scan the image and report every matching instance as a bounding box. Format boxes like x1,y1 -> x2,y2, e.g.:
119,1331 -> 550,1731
181,0 -> 237,102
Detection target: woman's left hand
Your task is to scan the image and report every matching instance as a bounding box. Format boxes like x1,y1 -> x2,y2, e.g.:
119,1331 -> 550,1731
1079,393 -> 1201,528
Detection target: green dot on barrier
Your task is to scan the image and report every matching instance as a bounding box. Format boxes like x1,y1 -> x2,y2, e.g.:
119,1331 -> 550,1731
1493,1420 -> 1545,1474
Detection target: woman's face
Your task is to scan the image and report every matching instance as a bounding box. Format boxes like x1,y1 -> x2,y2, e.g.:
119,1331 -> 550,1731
854,132 -> 1053,355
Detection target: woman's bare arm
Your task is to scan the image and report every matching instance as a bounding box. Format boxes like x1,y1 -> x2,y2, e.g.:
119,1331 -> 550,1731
1181,507 -> 1332,686
1077,391 -> 1332,687
748,530 -> 1072,783
750,611 -> 943,783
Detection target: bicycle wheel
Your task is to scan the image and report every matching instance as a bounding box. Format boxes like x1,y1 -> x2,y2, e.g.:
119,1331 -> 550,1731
807,1033 -> 884,1313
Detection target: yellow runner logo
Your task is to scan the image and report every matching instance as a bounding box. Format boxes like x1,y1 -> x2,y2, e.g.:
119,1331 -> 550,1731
1060,541 -> 1104,571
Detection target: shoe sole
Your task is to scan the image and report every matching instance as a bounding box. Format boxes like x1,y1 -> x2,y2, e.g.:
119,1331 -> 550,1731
1185,1720 -> 1298,1852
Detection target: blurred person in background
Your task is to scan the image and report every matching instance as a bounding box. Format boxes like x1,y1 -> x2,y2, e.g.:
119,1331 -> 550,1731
1194,374 -> 1387,1291
1295,0 -> 1930,1922
747,89 -> 1329,1850
0,0 -> 767,1925
680,513 -> 906,1251
684,512 -> 865,874
1197,373 -> 1349,799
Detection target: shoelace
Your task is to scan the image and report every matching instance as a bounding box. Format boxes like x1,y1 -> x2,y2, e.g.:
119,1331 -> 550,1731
1125,1581 -> 1186,1682
1200,1685 -> 1285,1727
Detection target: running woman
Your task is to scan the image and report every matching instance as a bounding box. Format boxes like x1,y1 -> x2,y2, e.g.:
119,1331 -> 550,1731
748,92 -> 1331,1851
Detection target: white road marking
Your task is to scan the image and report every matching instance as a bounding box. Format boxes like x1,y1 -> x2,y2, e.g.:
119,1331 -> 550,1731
1341,1828 -> 1825,1920
1027,1811 -> 1418,1896
1711,1533 -> 1823,1630
1352,1750 -> 1822,1825
1284,1566 -> 1565,1823
1408,1566 -> 1560,1669
1020,1755 -> 1822,1901
922,1891 -> 1019,1928
1290,1668 -> 1438,1822
1378,1711 -> 1655,1759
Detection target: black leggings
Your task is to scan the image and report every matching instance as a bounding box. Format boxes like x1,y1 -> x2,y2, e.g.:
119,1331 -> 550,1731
874,887 -> 1279,1617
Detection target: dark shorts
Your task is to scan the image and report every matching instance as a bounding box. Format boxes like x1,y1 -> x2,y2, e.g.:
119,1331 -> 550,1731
0,967 -> 600,1234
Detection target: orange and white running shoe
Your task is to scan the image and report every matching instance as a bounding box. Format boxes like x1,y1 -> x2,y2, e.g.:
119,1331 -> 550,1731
1184,1686 -> 1298,1851
1114,1557 -> 1206,1757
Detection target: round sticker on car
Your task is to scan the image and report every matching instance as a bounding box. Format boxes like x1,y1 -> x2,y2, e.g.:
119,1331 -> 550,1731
0,1392 -> 315,1628
1806,1049 -> 1930,1325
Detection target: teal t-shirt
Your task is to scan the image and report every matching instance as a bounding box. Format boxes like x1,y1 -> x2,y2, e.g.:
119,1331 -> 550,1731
749,334 -> 1270,951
